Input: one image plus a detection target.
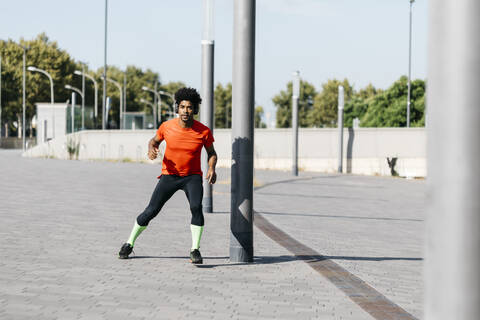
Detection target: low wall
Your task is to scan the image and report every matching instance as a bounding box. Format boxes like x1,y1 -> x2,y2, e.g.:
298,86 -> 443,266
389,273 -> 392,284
23,128 -> 426,177
0,137 -> 36,149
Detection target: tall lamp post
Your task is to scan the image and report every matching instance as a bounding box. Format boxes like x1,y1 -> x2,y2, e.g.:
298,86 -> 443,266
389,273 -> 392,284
292,71 -> 300,176
74,70 -> 98,124
0,54 -> 2,141
201,0 -> 215,213
65,84 -> 84,133
140,98 -> 156,128
102,0 -> 108,130
27,66 -> 54,140
102,77 -> 123,129
158,90 -> 176,118
406,0 -> 414,127
337,85 -> 344,173
230,0 -> 256,263
142,86 -> 159,128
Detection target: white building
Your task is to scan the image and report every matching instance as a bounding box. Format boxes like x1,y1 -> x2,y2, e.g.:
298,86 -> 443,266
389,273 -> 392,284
35,102 -> 68,143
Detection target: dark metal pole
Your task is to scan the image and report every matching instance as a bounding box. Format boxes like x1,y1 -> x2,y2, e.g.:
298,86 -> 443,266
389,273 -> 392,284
22,48 -> 26,151
201,43 -> 214,212
407,0 -> 414,127
81,64 -> 85,130
154,80 -> 158,128
0,55 -> 2,140
102,0 -> 108,130
123,73 -> 127,129
291,71 -> 300,176
201,0 -> 215,213
337,85 -> 344,173
426,1 -> 480,319
230,0 -> 255,263
71,92 -> 75,133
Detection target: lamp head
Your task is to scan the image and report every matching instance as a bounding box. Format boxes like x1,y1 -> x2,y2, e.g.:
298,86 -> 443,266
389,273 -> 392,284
27,66 -> 36,72
74,70 -> 82,76
65,84 -> 72,90
141,86 -> 149,91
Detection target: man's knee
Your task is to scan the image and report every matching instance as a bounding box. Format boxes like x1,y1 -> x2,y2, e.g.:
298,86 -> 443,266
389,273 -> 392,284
137,207 -> 158,226
190,205 -> 204,226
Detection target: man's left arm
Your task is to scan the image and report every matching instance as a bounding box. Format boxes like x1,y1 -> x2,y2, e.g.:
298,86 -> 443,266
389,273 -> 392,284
205,144 -> 217,184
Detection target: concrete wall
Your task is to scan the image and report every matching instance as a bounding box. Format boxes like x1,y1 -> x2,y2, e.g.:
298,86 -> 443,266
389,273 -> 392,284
23,127 -> 426,177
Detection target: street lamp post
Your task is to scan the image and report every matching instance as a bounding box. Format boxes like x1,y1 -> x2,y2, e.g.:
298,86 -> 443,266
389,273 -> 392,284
70,92 -> 76,134
27,65 -> 54,140
337,85 -> 344,173
81,65 -> 85,129
65,84 -> 84,133
407,0 -> 414,127
201,0 -> 215,213
230,0 -> 256,263
103,0 -> 108,130
140,98 -> 156,128
102,77 -> 123,129
292,71 -> 300,176
0,54 -> 2,141
158,90 -> 175,117
74,70 -> 98,124
123,74 -> 127,129
142,86 -> 159,128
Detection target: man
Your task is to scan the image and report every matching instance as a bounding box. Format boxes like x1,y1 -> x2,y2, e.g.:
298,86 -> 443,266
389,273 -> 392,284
118,87 -> 217,264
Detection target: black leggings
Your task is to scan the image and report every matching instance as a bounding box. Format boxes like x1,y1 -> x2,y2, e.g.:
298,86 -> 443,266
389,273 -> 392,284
136,174 -> 204,227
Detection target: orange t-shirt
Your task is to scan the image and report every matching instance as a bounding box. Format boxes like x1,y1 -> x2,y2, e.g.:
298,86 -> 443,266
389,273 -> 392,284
156,119 -> 214,177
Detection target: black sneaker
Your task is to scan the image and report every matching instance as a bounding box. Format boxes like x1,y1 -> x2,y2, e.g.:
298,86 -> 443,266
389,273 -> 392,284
190,249 -> 203,264
118,243 -> 133,259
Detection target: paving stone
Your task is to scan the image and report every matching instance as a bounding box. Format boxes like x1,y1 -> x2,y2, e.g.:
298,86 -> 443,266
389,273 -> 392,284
0,150 -> 423,319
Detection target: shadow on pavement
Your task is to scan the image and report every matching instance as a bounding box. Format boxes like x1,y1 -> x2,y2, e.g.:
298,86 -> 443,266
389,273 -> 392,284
254,175 -> 340,191
128,254 -> 422,268
257,211 -> 423,222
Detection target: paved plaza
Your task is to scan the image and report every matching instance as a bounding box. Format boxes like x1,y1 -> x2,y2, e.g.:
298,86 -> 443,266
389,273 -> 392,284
0,149 -> 425,319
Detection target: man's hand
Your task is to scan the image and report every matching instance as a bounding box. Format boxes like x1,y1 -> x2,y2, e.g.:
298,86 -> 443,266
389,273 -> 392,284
205,144 -> 217,184
206,168 -> 217,184
148,136 -> 161,160
148,145 -> 159,160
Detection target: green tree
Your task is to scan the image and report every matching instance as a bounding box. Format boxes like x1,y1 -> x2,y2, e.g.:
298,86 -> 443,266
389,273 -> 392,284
273,80 -> 316,128
214,82 -> 232,128
310,79 -> 353,128
343,83 -> 381,127
360,76 -> 425,127
159,81 -> 186,120
255,106 -> 267,128
1,33 -> 79,136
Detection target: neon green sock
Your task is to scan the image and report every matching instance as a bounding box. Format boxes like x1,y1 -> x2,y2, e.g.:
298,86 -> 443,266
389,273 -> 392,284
190,224 -> 204,250
127,220 -> 147,247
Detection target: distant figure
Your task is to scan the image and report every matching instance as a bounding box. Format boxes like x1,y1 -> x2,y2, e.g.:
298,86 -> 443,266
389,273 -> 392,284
118,87 -> 217,264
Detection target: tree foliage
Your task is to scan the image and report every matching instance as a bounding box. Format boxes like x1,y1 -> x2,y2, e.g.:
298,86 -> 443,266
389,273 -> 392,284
214,82 -> 265,129
0,33 -> 78,135
0,33 -> 189,133
272,76 -> 425,128
214,82 -> 232,128
273,80 -> 316,128
310,79 -> 353,128
255,106 -> 267,128
360,76 -> 425,127
343,83 -> 380,127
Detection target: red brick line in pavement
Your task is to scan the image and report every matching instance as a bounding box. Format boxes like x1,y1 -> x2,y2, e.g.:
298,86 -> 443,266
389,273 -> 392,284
254,212 -> 418,320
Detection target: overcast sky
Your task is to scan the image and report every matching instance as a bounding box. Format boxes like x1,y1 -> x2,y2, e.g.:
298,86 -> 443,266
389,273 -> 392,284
0,0 -> 428,127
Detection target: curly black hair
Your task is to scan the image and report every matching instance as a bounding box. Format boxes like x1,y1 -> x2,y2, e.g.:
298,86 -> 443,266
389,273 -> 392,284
174,87 -> 202,115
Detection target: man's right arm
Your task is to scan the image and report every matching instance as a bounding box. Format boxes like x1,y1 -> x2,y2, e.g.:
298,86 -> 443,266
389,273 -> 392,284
148,135 -> 162,160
